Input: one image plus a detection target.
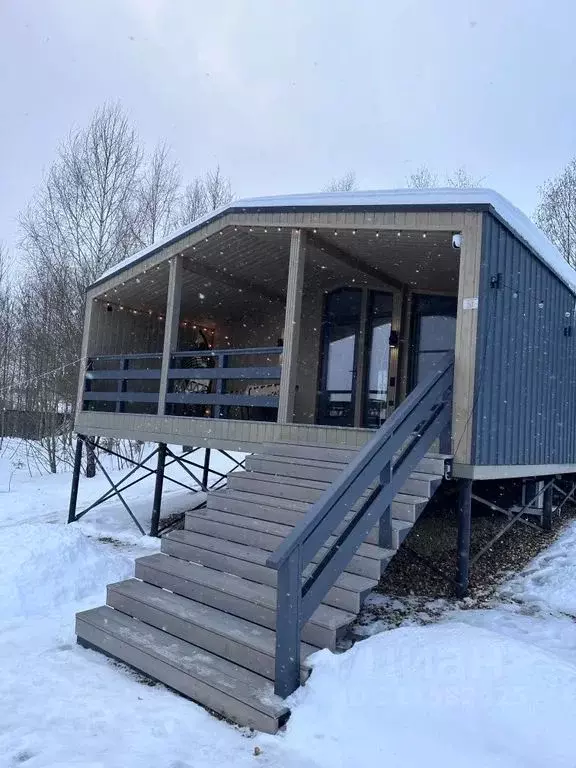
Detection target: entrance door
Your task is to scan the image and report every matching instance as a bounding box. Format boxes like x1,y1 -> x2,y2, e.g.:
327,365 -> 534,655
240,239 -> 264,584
364,291 -> 394,428
317,288 -> 393,427
409,295 -> 457,390
317,288 -> 362,426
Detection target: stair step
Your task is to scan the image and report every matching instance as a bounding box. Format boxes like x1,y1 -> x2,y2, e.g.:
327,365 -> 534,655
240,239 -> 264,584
251,453 -> 349,469
76,606 -> 288,733
245,456 -> 443,495
188,506 -> 409,555
392,493 -> 430,522
258,445 -> 446,479
228,471 -> 440,506
106,579 -> 315,683
184,514 -> 390,579
227,473 -> 331,503
210,487 -> 427,525
135,553 -> 355,649
162,530 -> 377,613
401,471 -> 442,497
246,456 -> 345,482
231,471 -> 329,490
209,488 -> 310,513
209,491 -> 308,524
262,441 -> 359,463
417,455 -> 448,475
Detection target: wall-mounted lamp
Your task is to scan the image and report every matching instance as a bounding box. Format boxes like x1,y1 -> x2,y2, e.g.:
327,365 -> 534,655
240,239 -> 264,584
389,330 -> 399,348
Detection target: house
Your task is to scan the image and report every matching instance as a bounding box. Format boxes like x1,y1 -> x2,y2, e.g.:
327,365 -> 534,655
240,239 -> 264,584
72,188 -> 576,732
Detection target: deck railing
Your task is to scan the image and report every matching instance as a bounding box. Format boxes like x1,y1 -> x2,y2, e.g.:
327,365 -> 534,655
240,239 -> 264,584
83,346 -> 282,417
266,352 -> 454,697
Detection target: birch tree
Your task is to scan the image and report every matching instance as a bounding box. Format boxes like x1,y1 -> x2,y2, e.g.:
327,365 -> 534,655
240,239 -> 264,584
18,103 -> 143,473
15,101 -> 233,473
178,166 -> 234,226
0,244 -> 14,429
132,142 -> 181,247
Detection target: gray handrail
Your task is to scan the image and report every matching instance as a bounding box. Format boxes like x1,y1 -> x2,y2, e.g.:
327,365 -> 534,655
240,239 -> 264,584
266,352 -> 454,698
171,346 -> 282,358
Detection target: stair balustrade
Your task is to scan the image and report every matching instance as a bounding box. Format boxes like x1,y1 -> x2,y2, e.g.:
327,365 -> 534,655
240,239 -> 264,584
266,353 -> 454,697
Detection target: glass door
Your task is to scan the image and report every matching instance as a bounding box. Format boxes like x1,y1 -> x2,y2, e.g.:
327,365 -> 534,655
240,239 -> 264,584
317,288 -> 393,428
364,292 -> 393,428
317,289 -> 362,427
410,295 -> 457,390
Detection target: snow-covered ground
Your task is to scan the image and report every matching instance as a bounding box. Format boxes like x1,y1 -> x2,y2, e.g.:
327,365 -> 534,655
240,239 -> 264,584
2,441 -> 576,767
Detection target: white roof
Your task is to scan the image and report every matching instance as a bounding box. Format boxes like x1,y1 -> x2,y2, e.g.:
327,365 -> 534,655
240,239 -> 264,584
96,188 -> 576,294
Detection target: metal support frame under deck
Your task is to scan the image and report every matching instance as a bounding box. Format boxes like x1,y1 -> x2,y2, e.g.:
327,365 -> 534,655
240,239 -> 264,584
450,475 -> 576,596
67,437 -> 246,537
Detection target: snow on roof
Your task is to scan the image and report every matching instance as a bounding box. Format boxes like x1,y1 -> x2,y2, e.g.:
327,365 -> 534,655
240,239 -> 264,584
95,188 -> 576,294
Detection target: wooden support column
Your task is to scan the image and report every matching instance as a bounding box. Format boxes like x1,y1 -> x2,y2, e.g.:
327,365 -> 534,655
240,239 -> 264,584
278,229 -> 306,424
453,214 -> 483,464
158,255 -> 182,416
75,296 -> 95,417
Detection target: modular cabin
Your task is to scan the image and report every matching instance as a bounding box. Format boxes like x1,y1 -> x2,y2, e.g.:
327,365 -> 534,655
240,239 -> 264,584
72,188 -> 576,732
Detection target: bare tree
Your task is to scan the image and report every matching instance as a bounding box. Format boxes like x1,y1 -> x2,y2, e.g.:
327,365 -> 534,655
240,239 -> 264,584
204,165 -> 233,210
178,166 -> 234,226
132,142 -> 181,247
0,244 -> 15,437
323,171 -> 357,192
445,166 -> 483,188
407,165 -> 482,189
406,166 -> 439,188
18,102 -> 144,474
20,102 -> 143,292
179,178 -> 207,225
14,102 -> 233,474
534,159 -> 576,267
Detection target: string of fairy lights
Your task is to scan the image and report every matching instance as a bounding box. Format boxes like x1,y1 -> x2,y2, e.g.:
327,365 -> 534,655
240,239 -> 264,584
92,297 -> 217,338
90,225 -> 445,354
0,357 -> 86,400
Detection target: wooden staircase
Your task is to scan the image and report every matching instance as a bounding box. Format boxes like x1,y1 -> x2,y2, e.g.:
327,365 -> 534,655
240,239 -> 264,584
76,441 -> 448,733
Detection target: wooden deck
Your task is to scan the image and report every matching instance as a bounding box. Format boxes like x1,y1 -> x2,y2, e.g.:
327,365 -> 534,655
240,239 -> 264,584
74,411 -> 375,452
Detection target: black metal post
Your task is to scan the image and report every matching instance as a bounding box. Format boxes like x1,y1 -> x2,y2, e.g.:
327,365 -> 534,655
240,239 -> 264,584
67,434 -> 84,523
116,357 -> 129,413
150,442 -> 167,537
542,476 -> 553,531
202,447 -> 211,490
456,478 -> 473,597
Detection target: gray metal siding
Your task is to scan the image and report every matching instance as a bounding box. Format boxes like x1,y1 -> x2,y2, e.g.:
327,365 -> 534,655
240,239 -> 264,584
472,213 -> 576,466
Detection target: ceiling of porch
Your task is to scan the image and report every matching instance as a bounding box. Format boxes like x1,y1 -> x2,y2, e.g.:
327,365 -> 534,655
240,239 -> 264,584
98,225 -> 460,321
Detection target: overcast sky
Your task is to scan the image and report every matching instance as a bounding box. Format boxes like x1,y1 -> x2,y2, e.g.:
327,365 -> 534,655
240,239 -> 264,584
2,0 -> 576,258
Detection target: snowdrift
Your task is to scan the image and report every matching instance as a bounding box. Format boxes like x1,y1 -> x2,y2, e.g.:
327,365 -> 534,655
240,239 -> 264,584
0,522 -> 132,620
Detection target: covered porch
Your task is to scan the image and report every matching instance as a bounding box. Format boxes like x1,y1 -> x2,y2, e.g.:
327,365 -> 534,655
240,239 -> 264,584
75,206 -> 479,461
